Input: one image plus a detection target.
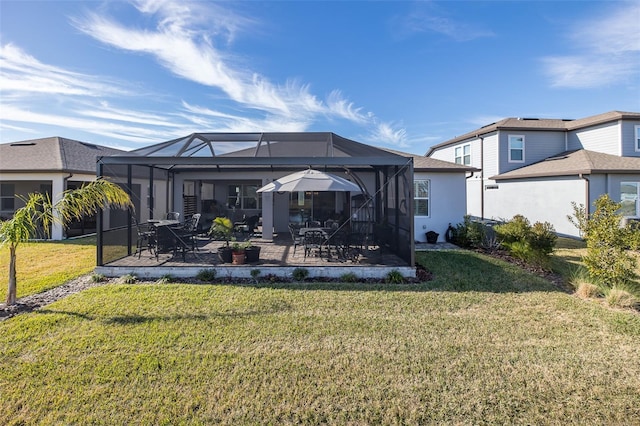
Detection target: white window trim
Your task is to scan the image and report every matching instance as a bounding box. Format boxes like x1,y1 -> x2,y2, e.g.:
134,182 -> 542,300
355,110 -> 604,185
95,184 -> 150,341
635,125 -> 640,152
454,144 -> 471,166
414,179 -> 430,217
508,135 -> 525,163
621,181 -> 640,217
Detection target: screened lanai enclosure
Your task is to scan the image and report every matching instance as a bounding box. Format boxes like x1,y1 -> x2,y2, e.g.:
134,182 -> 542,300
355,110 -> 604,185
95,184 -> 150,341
96,132 -> 415,274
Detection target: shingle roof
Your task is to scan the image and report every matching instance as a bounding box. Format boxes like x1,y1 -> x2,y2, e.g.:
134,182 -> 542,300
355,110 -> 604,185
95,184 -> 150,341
0,137 -> 127,173
381,148 -> 478,172
427,110 -> 640,155
491,149 -> 640,180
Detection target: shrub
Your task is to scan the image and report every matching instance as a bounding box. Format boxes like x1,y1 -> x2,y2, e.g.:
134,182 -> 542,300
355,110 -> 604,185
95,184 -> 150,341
157,274 -> 174,284
292,267 -> 309,281
386,269 -> 405,284
495,214 -> 530,245
569,196 -> 637,288
340,272 -> 358,283
453,215 -> 488,249
91,273 -> 106,283
494,215 -> 557,268
575,282 -> 602,299
120,273 -> 137,284
625,222 -> 640,250
528,221 -> 557,255
605,288 -> 638,309
196,269 -> 217,282
250,269 -> 261,283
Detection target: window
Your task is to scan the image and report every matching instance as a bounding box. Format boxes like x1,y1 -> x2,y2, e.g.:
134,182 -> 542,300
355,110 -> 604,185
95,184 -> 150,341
228,184 -> 261,209
455,144 -> 471,165
620,182 -> 640,217
0,183 -> 15,212
635,125 -> 640,152
509,135 -> 525,163
414,180 -> 429,216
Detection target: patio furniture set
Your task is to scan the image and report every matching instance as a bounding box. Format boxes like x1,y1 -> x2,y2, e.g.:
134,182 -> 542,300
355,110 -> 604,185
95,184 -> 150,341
135,213 -> 201,261
289,220 -> 369,263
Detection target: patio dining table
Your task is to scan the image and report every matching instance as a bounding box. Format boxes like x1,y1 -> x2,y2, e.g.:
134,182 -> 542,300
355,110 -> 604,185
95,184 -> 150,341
299,227 -> 349,260
147,219 -> 181,255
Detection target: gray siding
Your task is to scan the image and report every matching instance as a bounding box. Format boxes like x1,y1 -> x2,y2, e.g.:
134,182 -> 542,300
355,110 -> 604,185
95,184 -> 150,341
482,132 -> 499,177
497,130 -> 565,174
429,143 -> 458,163
621,121 -> 640,157
567,122 -> 621,155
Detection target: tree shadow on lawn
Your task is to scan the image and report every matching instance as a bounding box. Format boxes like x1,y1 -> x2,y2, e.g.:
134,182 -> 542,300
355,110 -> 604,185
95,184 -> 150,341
37,300 -> 293,324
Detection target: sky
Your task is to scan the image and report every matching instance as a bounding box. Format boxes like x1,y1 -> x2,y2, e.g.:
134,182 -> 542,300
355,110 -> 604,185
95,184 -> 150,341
1,0 -> 639,155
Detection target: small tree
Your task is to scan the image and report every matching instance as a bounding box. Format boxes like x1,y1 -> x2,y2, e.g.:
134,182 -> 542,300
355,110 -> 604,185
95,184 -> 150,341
0,178 -> 132,305
209,217 -> 234,247
568,195 -> 637,288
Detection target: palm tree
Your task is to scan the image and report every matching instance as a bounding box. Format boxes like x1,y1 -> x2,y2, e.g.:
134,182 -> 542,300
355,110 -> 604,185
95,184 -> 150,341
0,178 -> 132,305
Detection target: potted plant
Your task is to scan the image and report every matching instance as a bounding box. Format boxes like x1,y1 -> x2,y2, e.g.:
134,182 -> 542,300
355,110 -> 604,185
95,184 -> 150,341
231,241 -> 250,265
210,217 -> 233,263
244,243 -> 261,263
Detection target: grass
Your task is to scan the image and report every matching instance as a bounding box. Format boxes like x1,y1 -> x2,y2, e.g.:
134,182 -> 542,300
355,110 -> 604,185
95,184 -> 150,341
0,236 -> 96,300
1,249 -> 639,424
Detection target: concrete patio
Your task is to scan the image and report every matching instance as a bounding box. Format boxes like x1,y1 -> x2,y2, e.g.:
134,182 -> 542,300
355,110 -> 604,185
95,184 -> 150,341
96,233 -> 419,280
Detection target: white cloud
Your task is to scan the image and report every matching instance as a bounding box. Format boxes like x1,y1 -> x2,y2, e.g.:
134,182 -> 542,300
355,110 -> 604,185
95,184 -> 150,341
392,3 -> 494,42
1,1 -> 409,148
367,122 -> 408,148
542,2 -> 640,88
1,104 -> 177,146
72,1 -> 405,142
0,44 -> 131,97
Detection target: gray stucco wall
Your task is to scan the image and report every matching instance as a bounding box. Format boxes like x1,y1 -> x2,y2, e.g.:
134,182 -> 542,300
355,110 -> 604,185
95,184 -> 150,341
483,176 -> 586,237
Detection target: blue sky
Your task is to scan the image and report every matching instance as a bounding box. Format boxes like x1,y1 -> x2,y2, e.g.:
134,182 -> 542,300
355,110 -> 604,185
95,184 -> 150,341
1,0 -> 638,155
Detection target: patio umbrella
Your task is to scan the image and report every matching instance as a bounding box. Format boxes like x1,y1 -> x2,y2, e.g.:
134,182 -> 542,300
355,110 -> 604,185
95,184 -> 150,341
257,168 -> 362,193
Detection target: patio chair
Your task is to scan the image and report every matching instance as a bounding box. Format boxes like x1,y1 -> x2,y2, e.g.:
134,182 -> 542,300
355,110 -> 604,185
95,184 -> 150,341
288,223 -> 303,256
303,230 -> 326,259
167,213 -> 200,260
306,220 -> 321,228
326,229 -> 348,260
324,219 -> 339,230
166,212 -> 180,221
133,216 -> 155,258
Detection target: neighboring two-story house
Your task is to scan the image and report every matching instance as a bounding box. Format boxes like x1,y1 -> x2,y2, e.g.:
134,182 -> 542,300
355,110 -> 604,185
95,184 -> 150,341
426,111 -> 640,237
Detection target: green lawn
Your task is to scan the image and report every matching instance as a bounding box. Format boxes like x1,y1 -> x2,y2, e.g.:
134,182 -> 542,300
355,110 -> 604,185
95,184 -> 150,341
1,250 -> 638,425
0,236 -> 96,300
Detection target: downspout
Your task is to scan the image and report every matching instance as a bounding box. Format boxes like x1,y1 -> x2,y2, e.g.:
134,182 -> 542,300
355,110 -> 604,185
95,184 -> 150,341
579,173 -> 590,216
478,135 -> 485,220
